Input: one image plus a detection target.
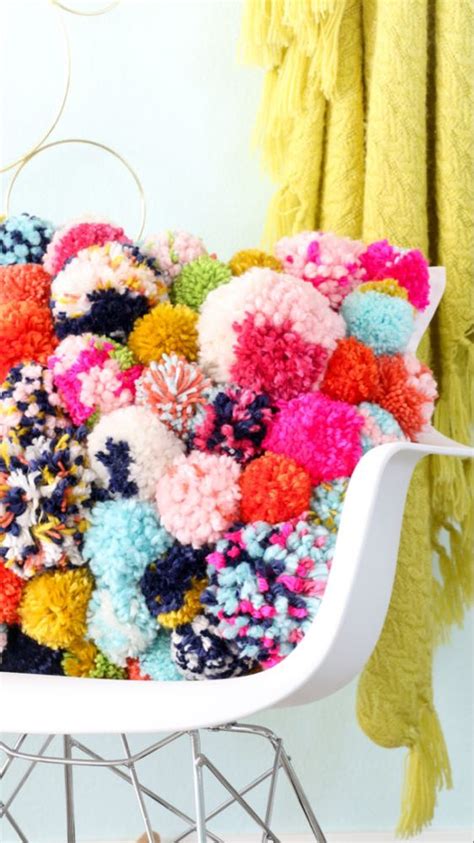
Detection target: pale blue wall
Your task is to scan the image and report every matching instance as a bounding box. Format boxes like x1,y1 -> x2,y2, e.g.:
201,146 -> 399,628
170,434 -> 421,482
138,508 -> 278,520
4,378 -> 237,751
1,2 -> 472,840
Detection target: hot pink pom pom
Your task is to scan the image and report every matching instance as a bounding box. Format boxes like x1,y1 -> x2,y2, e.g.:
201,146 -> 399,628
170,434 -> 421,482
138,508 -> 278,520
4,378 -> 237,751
263,392 -> 363,484
274,231 -> 366,309
230,314 -> 329,401
155,452 -> 241,548
360,240 -> 430,310
44,218 -> 128,275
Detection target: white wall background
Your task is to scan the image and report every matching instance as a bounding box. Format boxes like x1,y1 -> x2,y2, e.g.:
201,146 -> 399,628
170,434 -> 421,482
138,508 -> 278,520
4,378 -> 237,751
1,1 -> 472,840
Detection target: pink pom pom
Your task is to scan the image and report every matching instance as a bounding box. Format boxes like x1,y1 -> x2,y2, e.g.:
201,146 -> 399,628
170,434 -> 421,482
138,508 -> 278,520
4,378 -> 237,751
49,334 -> 142,425
274,231 -> 365,309
263,392 -> 363,484
230,314 -> 329,401
44,218 -> 128,275
155,452 -> 241,548
141,230 -> 207,281
360,240 -> 430,310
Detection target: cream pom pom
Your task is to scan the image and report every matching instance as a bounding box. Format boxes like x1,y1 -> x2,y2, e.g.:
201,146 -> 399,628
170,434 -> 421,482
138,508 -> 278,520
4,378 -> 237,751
87,405 -> 184,501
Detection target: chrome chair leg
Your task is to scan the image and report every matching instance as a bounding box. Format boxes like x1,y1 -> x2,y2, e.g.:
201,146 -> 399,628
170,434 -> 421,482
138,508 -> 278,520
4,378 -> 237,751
64,735 -> 76,843
121,734 -> 156,843
190,731 -> 208,842
280,747 -> 327,843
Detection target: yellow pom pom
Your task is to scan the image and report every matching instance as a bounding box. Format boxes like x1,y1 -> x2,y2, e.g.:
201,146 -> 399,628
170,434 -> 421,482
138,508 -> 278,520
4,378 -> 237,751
19,568 -> 93,651
62,639 -> 98,677
157,577 -> 207,629
359,278 -> 409,301
228,249 -> 282,276
128,302 -> 198,365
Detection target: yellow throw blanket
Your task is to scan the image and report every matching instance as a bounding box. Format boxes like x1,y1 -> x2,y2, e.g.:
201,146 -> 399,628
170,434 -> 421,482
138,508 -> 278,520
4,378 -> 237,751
241,0 -> 474,835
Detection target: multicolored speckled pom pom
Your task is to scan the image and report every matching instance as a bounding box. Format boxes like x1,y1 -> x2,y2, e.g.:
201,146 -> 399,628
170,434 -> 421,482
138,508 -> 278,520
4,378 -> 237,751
203,518 -> 335,668
171,613 -> 254,679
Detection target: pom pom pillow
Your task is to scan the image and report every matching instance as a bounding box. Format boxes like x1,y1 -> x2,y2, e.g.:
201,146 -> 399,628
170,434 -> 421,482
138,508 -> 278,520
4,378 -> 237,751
0,218 -> 437,680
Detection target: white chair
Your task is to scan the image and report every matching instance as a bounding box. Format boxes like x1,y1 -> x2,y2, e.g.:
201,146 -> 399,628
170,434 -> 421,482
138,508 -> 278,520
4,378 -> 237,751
1,268 -> 472,843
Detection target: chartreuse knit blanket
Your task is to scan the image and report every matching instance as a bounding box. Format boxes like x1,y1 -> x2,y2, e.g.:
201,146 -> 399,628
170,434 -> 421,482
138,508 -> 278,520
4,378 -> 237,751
241,0 -> 474,835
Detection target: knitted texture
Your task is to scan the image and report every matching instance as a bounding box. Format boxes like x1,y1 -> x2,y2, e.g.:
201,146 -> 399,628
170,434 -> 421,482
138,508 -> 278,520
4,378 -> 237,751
241,0 -> 473,831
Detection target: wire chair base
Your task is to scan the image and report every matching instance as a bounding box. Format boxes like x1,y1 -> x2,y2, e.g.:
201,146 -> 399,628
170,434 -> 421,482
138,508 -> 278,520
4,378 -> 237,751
0,723 -> 327,843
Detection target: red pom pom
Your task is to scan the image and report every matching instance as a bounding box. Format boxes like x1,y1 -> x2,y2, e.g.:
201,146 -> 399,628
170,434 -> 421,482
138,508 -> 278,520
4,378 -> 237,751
0,301 -> 58,381
0,264 -> 51,306
0,563 -> 25,624
239,453 -> 312,524
126,658 -> 151,680
321,338 -> 380,404
375,355 -> 426,438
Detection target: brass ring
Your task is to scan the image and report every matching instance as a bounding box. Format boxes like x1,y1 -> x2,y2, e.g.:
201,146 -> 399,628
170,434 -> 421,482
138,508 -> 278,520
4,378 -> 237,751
4,138 -> 147,240
52,0 -> 120,15
0,2 -> 71,175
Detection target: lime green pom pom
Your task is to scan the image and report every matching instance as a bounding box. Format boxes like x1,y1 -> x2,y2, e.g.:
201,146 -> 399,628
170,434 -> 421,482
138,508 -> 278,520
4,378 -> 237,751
171,256 -> 231,310
89,651 -> 126,679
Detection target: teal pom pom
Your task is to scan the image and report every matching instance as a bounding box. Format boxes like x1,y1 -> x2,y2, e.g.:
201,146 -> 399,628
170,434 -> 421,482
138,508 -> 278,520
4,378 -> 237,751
138,631 -> 183,680
87,586 -> 157,667
171,255 -> 231,310
342,290 -> 413,355
83,499 -> 173,596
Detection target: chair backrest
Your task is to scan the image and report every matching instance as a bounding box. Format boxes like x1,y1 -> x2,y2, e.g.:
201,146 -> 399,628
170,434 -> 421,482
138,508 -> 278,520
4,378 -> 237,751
269,268 -> 447,708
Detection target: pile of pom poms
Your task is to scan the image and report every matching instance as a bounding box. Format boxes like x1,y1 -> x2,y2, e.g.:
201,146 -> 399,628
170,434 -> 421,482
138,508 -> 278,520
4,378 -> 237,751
0,215 -> 437,680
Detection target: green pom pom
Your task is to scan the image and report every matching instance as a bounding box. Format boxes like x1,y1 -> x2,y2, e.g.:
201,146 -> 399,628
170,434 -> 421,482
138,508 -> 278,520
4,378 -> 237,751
171,256 -> 231,310
89,651 -> 126,679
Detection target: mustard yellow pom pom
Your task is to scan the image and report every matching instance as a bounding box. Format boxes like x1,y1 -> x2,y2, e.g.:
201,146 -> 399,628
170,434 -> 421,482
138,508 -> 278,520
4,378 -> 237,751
228,249 -> 282,276
128,302 -> 199,365
157,577 -> 207,629
62,639 -> 98,677
360,278 -> 409,301
19,568 -> 93,651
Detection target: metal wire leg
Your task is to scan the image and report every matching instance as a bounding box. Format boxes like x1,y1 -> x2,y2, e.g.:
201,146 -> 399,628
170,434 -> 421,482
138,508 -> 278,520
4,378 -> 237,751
280,747 -> 327,843
63,735 -> 76,843
190,732 -> 207,843
120,735 -> 155,843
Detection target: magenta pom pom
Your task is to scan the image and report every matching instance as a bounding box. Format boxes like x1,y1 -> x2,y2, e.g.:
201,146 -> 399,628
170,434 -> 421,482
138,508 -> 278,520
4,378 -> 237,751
360,240 -> 430,310
263,392 -> 363,484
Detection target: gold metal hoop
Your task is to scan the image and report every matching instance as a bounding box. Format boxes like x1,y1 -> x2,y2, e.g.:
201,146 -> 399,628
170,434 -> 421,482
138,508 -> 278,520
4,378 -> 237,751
4,138 -> 147,240
52,0 -> 120,16
0,3 -> 71,175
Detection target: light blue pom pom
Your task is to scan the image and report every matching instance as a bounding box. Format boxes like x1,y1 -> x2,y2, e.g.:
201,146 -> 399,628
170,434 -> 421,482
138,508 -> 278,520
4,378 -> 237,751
138,631 -> 183,681
83,499 -> 173,593
0,213 -> 54,265
342,290 -> 413,355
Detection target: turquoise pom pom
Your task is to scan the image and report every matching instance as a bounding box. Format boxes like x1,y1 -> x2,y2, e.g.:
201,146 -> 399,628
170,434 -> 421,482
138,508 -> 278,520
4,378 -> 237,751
342,290 -> 413,355
139,631 -> 183,681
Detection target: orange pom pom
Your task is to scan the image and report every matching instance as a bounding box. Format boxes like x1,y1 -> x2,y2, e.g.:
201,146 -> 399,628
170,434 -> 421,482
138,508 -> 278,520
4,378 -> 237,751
126,658 -> 151,680
0,563 -> 25,624
375,355 -> 425,438
321,337 -> 380,405
240,453 -> 311,524
0,300 -> 58,381
0,264 -> 51,306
